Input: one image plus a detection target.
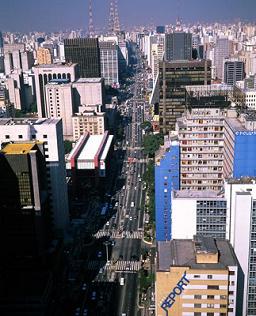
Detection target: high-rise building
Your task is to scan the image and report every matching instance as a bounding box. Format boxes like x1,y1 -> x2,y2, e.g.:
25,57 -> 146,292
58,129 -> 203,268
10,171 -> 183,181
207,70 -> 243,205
214,38 -> 232,80
33,63 -> 77,117
156,236 -> 239,316
0,142 -> 51,258
64,38 -> 101,78
156,26 -> 165,34
224,59 -> 245,86
171,178 -> 256,316
158,59 -> 211,133
45,79 -> 74,138
0,31 -> 3,48
72,77 -> 105,107
155,137 -> 179,241
99,41 -> 119,86
0,118 -> 69,233
36,47 -> 52,65
177,107 -> 226,191
165,32 -> 192,61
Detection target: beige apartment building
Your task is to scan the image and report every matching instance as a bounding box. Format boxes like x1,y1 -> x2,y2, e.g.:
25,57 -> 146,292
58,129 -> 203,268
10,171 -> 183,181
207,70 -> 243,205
36,47 -> 52,65
72,105 -> 105,140
156,236 -> 238,316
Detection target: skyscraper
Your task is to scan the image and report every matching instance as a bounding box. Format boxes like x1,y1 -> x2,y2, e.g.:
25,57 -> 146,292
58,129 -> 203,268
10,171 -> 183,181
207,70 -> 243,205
99,41 -> 119,86
158,59 -> 211,133
33,63 -> 77,118
0,142 -> 51,258
214,37 -> 232,80
0,31 -> 3,48
0,118 -> 69,233
224,59 -> 245,86
64,38 -> 101,78
165,32 -> 192,61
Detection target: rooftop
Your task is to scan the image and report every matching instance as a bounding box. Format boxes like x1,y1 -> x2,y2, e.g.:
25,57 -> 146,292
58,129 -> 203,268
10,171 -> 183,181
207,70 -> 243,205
157,238 -> 238,271
225,117 -> 247,132
1,142 -> 39,155
75,78 -> 103,83
227,177 -> 256,185
78,135 -> 105,161
173,190 -> 221,199
0,118 -> 60,126
33,62 -> 76,68
47,79 -> 71,85
100,135 -> 114,161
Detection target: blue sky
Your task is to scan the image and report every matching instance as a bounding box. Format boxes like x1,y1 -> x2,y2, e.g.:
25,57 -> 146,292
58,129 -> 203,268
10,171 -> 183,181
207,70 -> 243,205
0,0 -> 255,32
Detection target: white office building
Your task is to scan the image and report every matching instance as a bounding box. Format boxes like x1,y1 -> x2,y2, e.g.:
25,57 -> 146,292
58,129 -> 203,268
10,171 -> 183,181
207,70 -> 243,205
45,80 -> 74,138
33,63 -> 77,118
171,178 -> 256,316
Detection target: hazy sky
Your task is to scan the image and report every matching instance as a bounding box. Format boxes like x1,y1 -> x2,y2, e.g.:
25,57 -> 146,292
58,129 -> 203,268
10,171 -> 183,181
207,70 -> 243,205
1,0 -> 256,32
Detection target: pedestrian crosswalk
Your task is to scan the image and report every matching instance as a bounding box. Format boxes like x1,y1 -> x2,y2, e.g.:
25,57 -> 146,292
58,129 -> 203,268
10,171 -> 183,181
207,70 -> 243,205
114,260 -> 141,272
85,260 -> 141,273
94,230 -> 143,240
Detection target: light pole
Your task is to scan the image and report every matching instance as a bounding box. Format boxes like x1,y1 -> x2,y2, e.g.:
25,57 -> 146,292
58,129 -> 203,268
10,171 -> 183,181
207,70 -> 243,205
103,241 -> 111,264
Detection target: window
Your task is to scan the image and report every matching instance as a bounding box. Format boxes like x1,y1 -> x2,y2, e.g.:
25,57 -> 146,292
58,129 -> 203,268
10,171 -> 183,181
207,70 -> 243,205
207,313 -> 214,316
194,295 -> 201,299
207,275 -> 213,279
229,271 -> 235,275
207,304 -> 214,308
18,135 -> 23,139
220,304 -> 227,308
194,313 -> 201,316
43,134 -> 47,139
220,295 -> 227,299
194,304 -> 201,308
194,275 -> 200,278
207,295 -> 214,299
208,285 -> 219,290
5,135 -> 10,139
31,135 -> 36,139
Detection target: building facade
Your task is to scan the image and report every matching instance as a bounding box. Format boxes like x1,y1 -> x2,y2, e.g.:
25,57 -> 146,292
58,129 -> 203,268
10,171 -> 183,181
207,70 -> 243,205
33,63 -> 77,118
0,118 -> 69,234
36,47 -> 52,65
72,77 -> 104,107
155,138 -> 180,241
64,38 -> 101,78
72,105 -> 105,140
165,32 -> 192,61
171,179 -> 256,315
156,236 -> 238,316
45,79 -> 74,138
224,60 -> 245,86
159,59 -> 211,133
99,41 -> 119,86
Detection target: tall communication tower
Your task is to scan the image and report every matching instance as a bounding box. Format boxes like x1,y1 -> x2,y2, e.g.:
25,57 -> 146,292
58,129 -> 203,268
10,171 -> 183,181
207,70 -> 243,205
114,0 -> 121,33
88,0 -> 94,37
108,0 -> 120,35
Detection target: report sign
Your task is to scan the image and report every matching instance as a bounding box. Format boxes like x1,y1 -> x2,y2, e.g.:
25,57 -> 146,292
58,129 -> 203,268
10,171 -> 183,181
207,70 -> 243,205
161,271 -> 190,316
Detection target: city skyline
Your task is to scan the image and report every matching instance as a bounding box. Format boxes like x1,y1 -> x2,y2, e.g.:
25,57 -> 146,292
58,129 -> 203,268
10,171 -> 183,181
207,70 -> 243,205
0,0 -> 256,32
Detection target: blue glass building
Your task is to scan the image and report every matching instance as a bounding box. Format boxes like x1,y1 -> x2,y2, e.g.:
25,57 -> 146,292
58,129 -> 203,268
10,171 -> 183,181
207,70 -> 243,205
233,131 -> 256,177
155,141 -> 179,241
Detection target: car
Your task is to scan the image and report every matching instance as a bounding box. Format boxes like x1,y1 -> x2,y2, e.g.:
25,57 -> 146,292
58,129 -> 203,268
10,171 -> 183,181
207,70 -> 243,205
97,251 -> 102,258
106,221 -> 110,226
82,283 -> 87,290
91,291 -> 96,300
83,309 -> 88,316
115,202 -> 118,207
111,240 -> 115,246
99,268 -> 103,274
129,216 -> 133,221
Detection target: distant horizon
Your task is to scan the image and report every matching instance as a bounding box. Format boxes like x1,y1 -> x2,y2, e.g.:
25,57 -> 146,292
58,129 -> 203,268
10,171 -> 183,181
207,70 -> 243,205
0,0 -> 256,33
1,18 -> 256,35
